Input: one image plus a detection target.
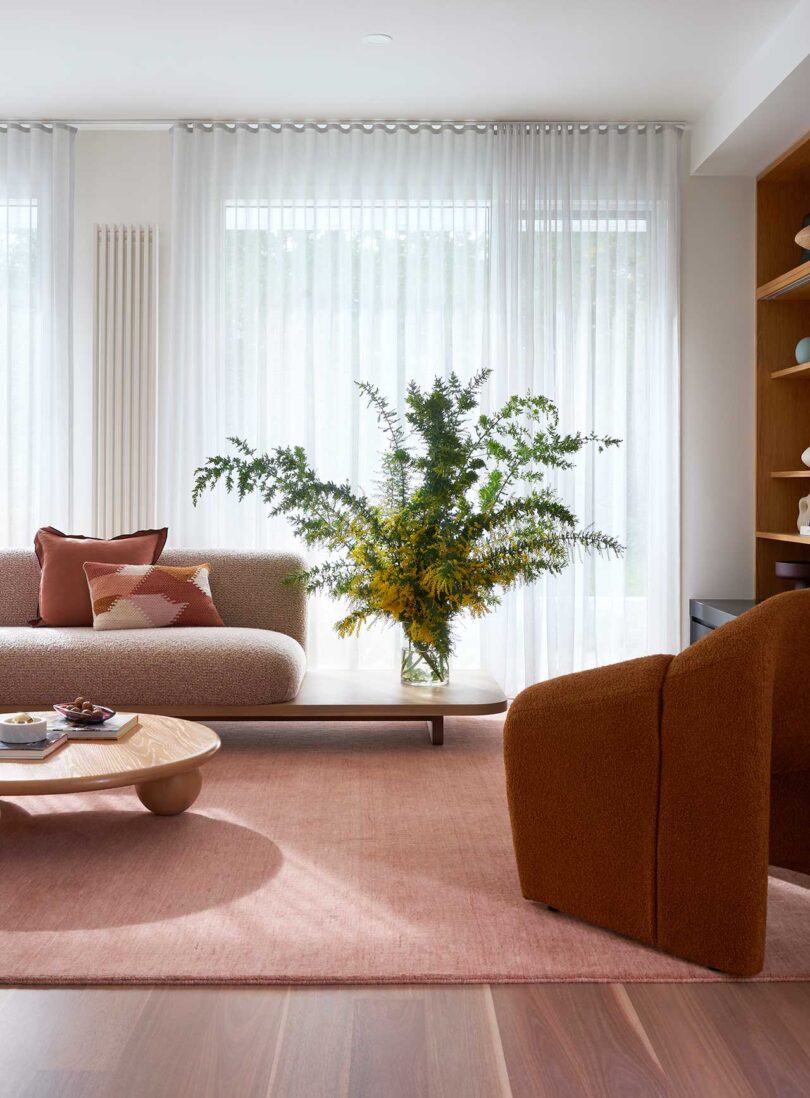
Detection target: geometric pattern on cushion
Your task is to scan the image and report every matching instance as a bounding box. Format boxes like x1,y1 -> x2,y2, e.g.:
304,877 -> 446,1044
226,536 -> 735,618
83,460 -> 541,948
83,562 -> 225,630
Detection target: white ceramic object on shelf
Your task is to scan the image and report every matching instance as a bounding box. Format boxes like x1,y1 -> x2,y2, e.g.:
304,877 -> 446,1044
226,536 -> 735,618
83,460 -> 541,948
0,713 -> 49,744
796,337 -> 810,364
802,446 -> 810,469
798,494 -> 810,532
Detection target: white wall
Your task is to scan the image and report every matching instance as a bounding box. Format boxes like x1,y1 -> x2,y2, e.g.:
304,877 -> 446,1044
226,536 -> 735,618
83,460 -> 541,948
72,130 -> 171,531
691,0 -> 810,175
70,129 -> 757,648
680,169 -> 756,642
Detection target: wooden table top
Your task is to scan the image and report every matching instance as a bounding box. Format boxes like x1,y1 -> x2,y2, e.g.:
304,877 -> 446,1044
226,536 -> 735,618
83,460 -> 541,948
134,669 -> 509,721
0,714 -> 221,796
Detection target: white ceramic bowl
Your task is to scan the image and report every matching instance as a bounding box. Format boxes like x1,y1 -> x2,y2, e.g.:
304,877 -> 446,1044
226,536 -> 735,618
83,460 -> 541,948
0,714 -> 50,744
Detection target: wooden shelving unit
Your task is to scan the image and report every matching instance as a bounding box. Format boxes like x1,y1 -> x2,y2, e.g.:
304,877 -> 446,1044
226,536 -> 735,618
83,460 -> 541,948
756,130 -> 810,597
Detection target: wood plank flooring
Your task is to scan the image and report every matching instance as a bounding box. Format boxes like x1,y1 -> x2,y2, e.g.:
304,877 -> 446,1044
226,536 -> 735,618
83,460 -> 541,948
0,984 -> 807,1097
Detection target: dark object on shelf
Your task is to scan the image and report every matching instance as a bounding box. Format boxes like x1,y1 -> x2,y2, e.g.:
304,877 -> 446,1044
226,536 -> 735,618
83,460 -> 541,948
689,599 -> 756,644
775,560 -> 810,589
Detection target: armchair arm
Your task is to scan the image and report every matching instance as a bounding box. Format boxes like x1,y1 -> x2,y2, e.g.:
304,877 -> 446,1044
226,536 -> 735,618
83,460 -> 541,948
504,655 -> 672,944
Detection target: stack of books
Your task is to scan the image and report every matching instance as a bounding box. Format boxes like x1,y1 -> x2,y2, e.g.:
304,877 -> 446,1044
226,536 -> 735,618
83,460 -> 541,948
0,732 -> 69,761
48,712 -> 139,740
0,713 -> 139,761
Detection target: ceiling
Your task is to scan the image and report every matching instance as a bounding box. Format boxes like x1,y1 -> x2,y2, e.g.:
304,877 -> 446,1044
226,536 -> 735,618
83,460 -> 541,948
0,0 -> 797,123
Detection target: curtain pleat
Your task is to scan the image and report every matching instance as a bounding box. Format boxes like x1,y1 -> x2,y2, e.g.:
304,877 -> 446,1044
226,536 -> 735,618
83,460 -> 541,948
0,125 -> 74,545
163,122 -> 681,690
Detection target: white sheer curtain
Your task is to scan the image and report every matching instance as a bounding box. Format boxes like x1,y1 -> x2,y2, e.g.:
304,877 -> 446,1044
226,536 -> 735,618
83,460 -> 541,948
0,124 -> 75,545
485,124 -> 681,691
163,122 -> 680,691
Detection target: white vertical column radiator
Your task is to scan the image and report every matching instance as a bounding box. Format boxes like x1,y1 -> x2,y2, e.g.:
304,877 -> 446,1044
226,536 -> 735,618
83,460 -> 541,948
92,224 -> 158,537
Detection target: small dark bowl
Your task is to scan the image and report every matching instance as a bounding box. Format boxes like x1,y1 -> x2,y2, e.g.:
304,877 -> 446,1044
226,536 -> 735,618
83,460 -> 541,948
53,703 -> 116,725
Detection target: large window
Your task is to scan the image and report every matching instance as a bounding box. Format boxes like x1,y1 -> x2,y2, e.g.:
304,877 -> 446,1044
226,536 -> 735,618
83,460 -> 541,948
164,123 -> 680,690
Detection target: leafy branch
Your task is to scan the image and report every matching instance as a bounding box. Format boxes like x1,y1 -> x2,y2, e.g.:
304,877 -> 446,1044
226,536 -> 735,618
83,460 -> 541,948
193,368 -> 624,665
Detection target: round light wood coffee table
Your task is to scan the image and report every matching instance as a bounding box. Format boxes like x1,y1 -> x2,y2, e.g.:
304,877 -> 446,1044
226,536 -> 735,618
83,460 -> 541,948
0,715 -> 220,816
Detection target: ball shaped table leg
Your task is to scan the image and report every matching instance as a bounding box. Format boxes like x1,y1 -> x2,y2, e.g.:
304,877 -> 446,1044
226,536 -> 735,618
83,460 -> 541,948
136,768 -> 203,815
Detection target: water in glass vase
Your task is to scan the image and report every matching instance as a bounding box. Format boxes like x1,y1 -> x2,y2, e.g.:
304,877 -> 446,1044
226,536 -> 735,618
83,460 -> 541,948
401,635 -> 449,687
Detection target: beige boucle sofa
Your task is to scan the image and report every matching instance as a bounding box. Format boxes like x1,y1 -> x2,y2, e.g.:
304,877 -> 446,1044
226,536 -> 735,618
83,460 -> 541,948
0,549 -> 307,709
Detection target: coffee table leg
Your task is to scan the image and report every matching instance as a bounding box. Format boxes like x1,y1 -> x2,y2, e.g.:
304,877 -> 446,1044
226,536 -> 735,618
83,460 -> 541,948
428,716 -> 444,746
136,768 -> 203,815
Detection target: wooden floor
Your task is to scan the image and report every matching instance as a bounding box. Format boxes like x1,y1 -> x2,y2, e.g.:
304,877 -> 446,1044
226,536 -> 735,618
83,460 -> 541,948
0,983 -> 808,1097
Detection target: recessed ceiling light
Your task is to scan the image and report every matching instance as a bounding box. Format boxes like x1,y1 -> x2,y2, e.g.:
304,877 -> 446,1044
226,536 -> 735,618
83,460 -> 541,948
362,33 -> 393,46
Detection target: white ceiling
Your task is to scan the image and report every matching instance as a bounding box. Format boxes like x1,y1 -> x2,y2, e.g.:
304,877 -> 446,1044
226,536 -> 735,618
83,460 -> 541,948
0,0 -> 796,122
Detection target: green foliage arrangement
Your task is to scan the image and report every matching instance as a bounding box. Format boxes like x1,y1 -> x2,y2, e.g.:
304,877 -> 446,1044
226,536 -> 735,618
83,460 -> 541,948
192,369 -> 623,683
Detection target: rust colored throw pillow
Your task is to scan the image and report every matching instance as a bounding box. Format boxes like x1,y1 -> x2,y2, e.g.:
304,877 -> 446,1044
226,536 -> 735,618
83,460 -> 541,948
32,526 -> 168,627
83,562 -> 224,630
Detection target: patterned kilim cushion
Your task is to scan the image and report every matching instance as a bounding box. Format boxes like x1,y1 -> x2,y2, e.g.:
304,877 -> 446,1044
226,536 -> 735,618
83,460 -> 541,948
83,562 -> 225,630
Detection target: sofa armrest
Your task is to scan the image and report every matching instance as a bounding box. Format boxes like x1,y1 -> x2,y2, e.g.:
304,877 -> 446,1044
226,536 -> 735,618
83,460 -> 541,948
504,655 -> 672,943
161,549 -> 307,649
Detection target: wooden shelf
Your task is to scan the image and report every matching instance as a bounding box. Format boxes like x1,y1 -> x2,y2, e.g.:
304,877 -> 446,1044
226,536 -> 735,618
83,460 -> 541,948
756,531 -> 810,544
757,259 -> 810,301
771,470 -> 810,478
771,362 -> 810,379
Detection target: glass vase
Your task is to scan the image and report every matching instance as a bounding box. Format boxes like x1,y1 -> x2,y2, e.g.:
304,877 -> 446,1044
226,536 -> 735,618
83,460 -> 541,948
400,634 -> 449,687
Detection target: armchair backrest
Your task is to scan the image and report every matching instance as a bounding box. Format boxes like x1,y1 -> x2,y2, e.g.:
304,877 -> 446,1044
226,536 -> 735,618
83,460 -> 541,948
658,588 -> 810,973
669,588 -> 810,774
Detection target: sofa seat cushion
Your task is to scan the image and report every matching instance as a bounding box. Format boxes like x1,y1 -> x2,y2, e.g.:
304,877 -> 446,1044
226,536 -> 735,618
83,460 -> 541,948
0,627 -> 305,708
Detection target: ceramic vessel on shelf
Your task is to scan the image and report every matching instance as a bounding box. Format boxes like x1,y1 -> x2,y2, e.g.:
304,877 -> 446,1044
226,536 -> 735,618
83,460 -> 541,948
798,494 -> 810,532
801,446 -> 810,469
797,216 -> 810,261
796,337 -> 810,365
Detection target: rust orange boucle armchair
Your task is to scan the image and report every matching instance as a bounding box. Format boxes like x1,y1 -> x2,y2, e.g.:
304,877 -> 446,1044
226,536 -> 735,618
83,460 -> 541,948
503,589 -> 810,976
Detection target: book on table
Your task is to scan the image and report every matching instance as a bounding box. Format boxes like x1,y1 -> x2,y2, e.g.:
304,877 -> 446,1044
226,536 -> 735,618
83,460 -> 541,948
48,713 -> 140,740
0,732 -> 68,761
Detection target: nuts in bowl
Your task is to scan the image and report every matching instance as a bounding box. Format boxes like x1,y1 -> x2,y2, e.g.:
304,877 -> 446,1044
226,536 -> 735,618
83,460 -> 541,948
54,697 -> 115,725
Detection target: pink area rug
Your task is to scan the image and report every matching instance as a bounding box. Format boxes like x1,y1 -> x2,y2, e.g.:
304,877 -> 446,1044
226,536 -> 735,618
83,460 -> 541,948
0,716 -> 807,985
